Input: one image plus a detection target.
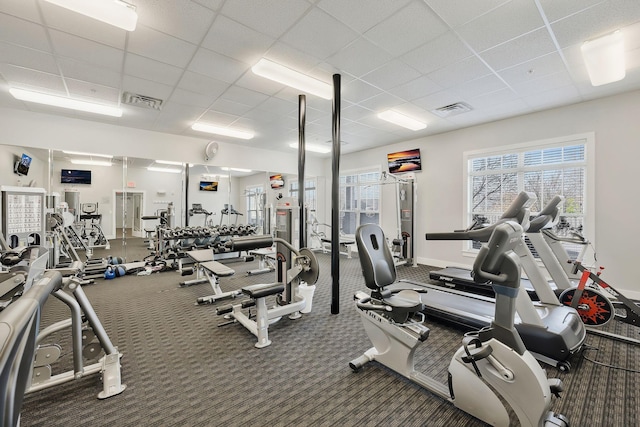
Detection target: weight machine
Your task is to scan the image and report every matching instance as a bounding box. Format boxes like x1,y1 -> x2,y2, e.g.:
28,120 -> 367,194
216,201 -> 319,348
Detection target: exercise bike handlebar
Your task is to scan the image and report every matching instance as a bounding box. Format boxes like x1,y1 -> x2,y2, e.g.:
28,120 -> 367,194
354,295 -> 392,312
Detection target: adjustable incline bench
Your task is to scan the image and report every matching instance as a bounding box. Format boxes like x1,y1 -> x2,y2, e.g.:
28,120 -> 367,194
180,249 -> 239,305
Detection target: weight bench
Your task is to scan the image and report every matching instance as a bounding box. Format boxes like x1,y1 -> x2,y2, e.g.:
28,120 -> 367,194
180,249 -> 238,305
216,282 -> 292,348
247,247 -> 276,276
321,238 -> 355,258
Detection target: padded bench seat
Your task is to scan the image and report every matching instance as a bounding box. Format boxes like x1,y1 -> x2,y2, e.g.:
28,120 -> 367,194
242,283 -> 284,299
200,260 -> 235,277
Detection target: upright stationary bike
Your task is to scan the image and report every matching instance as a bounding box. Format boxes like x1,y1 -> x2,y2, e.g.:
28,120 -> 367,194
349,222 -> 569,427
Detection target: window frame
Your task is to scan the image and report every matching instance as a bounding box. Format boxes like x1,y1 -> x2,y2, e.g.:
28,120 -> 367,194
245,184 -> 265,231
339,166 -> 382,236
462,132 -> 595,258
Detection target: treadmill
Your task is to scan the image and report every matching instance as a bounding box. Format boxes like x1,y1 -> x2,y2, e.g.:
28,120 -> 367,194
413,192 -> 585,371
429,195 -> 565,299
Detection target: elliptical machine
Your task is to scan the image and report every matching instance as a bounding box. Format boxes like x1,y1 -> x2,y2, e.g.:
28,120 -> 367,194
349,222 -> 569,427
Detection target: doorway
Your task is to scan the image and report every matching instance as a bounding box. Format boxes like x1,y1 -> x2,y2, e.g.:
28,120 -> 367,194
114,191 -> 145,238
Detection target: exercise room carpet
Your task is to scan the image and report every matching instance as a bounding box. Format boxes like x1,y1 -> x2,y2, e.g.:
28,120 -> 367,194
20,241 -> 640,426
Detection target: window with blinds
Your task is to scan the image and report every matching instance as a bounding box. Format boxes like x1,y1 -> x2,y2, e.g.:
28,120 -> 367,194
467,137 -> 589,252
340,169 -> 381,234
245,185 -> 264,230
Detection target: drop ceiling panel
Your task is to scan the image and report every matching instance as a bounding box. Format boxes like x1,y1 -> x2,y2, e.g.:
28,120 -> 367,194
479,28 -> 559,72
170,87 -> 218,109
124,54 -> 184,87
176,71 -> 230,99
388,75 -> 442,101
281,8 -> 359,59
0,65 -> 65,94
57,57 -> 122,88
512,70 -> 576,97
456,74 -> 509,99
401,31 -> 474,75
317,0 -> 411,33
456,0 -> 545,52
0,42 -> 58,74
522,84 -> 582,109
424,0 -> 511,28
49,30 -> 125,72
221,86 -> 270,108
0,0 -> 40,23
0,14 -> 50,51
329,38 -> 393,78
201,15 -> 275,64
234,72 -> 284,97
538,0 -> 605,23
364,2 -> 448,56
127,25 -> 198,68
498,52 -> 567,86
467,87 -> 520,109
65,78 -> 120,104
220,0 -> 313,39
187,48 -> 248,84
207,97 -> 255,116
135,0 -> 216,44
427,56 -> 494,88
551,0 -> 640,49
361,59 -> 421,91
342,79 -> 383,103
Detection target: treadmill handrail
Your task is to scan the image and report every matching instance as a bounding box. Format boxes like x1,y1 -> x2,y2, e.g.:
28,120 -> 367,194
425,191 -> 535,243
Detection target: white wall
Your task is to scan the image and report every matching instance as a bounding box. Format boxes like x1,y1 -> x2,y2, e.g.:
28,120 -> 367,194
0,107 -> 325,177
0,145 -> 46,188
328,89 -> 640,298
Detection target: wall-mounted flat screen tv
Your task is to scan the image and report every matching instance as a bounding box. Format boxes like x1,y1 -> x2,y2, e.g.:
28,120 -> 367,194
199,181 -> 218,191
14,153 -> 32,176
387,148 -> 422,174
270,174 -> 284,189
61,169 -> 92,184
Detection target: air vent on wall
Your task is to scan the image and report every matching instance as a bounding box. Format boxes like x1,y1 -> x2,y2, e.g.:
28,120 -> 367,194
431,102 -> 473,118
122,92 -> 164,110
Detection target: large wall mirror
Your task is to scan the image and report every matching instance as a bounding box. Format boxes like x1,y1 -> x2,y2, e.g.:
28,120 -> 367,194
0,142 -> 315,265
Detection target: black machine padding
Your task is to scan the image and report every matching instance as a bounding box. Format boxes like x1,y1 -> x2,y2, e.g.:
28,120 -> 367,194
355,224 -> 397,290
241,283 -> 284,299
227,235 -> 274,252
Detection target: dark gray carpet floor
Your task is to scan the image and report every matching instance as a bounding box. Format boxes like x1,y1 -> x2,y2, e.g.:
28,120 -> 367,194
19,238 -> 640,426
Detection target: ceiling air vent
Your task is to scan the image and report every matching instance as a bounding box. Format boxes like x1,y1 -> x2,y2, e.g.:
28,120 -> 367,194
432,102 -> 472,118
122,92 -> 164,110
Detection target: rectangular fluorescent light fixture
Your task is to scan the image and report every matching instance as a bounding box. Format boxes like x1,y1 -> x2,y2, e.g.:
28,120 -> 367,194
155,160 -> 183,165
377,110 -> 427,131
43,0 -> 138,31
147,166 -> 182,174
10,88 -> 123,117
63,150 -> 113,158
70,159 -> 112,167
191,122 -> 254,140
252,58 -> 332,100
581,30 -> 626,86
288,142 -> 331,154
221,167 -> 252,173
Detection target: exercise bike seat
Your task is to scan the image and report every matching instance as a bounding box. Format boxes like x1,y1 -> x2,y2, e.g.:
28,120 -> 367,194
379,290 -> 424,323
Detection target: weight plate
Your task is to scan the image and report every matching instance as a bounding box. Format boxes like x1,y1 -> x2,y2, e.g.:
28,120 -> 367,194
297,248 -> 319,285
